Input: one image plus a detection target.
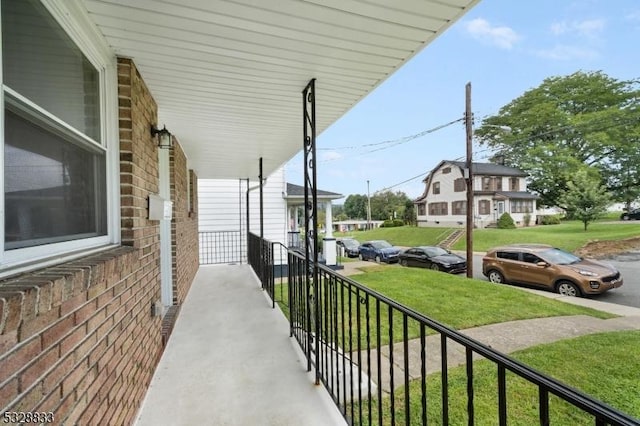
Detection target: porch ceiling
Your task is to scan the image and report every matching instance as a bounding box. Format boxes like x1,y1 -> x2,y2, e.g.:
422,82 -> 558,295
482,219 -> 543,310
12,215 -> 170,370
84,0 -> 480,180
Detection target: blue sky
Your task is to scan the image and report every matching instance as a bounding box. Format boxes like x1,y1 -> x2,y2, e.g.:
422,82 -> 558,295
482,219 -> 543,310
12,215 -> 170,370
286,0 -> 640,202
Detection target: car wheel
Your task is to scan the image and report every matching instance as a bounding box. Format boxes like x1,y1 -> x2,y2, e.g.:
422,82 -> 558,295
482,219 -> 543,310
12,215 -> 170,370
621,214 -> 630,221
359,253 -> 366,261
487,270 -> 505,284
430,263 -> 440,272
400,259 -> 408,267
375,255 -> 381,263
557,280 -> 581,297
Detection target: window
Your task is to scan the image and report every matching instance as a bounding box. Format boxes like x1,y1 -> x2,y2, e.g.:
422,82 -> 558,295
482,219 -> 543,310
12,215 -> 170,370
442,167 -> 451,174
417,203 -> 426,216
428,202 -> 448,216
432,181 -> 440,195
497,251 -> 519,261
478,200 -> 491,215
522,253 -> 542,264
511,199 -> 534,213
454,178 -> 465,192
452,201 -> 466,215
510,177 -> 519,191
482,177 -> 503,191
1,0 -> 115,267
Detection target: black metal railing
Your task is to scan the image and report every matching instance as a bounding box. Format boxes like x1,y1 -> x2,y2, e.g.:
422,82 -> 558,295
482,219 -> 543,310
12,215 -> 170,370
199,230 -> 243,264
248,233 -> 289,308
286,249 -> 639,426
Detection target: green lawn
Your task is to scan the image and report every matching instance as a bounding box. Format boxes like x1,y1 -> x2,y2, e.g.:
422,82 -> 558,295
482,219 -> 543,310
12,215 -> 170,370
361,331 -> 640,425
336,220 -> 640,252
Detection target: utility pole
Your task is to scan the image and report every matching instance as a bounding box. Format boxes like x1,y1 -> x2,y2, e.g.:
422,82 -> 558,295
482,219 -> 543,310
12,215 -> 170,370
366,180 -> 372,230
465,82 -> 474,279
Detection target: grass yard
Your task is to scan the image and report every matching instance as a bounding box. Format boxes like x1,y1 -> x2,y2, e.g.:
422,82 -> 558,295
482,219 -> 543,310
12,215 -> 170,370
336,220 -> 640,253
358,330 -> 640,425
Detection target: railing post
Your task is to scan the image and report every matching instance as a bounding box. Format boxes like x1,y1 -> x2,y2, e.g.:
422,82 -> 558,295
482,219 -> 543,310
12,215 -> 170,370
303,78 -> 319,381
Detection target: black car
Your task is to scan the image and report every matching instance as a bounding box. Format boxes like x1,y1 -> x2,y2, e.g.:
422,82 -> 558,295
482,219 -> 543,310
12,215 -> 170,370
399,246 -> 467,273
336,238 -> 361,257
620,208 -> 640,220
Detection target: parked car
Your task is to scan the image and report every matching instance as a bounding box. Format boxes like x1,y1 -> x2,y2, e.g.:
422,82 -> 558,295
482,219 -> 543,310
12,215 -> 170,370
399,246 -> 466,273
336,238 -> 361,257
482,244 -> 623,297
358,240 -> 401,263
620,208 -> 640,220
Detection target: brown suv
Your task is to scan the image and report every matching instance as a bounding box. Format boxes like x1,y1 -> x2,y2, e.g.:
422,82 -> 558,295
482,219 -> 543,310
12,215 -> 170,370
482,244 -> 623,297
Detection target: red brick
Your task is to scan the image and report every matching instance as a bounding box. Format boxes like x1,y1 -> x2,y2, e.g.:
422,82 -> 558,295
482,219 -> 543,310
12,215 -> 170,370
0,377 -> 19,406
43,354 -> 74,394
60,292 -> 87,317
41,315 -> 75,350
7,380 -> 44,412
73,300 -> 97,325
21,346 -> 59,391
34,386 -> 62,413
0,337 -> 41,383
73,332 -> 97,364
61,358 -> 88,397
18,307 -> 60,341
2,293 -> 24,334
60,325 -> 87,355
0,328 -> 18,354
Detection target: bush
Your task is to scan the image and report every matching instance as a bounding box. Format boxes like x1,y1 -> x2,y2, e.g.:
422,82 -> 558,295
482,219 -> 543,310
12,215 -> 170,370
539,215 -> 561,225
497,212 -> 516,229
381,219 -> 405,228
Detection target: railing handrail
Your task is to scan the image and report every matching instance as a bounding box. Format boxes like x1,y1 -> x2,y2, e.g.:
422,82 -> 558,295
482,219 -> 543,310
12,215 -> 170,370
285,249 -> 639,425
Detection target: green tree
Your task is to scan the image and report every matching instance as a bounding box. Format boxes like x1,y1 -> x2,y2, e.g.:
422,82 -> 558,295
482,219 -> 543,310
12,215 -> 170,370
403,199 -> 416,225
476,71 -> 640,207
370,190 -> 411,221
559,170 -> 611,231
343,194 -> 367,219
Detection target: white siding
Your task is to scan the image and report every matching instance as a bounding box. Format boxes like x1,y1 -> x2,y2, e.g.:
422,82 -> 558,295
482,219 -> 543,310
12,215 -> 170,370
198,166 -> 288,263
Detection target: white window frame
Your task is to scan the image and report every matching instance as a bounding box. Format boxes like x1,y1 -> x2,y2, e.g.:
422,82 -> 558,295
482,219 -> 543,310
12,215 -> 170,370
0,0 -> 120,272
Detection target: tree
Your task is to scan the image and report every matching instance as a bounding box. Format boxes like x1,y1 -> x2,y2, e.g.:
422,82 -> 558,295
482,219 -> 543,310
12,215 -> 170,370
476,71 -> 640,207
403,199 -> 416,225
343,194 -> 367,219
559,170 -> 611,231
370,190 -> 411,221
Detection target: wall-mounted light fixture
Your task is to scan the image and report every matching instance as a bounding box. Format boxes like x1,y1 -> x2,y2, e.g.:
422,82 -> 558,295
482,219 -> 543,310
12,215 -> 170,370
150,124 -> 172,149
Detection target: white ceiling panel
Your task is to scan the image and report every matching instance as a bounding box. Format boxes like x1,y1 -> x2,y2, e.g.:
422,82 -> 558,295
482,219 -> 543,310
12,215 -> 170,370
83,0 -> 480,179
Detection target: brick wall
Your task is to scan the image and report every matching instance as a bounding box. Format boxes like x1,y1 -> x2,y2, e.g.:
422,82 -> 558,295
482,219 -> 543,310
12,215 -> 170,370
0,58 -> 200,424
170,145 -> 199,305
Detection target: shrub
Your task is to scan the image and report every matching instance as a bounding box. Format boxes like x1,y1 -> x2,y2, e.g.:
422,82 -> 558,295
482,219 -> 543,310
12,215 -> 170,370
381,219 -> 405,228
497,212 -> 516,229
539,215 -> 561,225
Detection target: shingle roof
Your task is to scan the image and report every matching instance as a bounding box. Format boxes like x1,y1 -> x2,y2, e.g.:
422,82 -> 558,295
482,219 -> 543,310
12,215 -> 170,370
448,161 -> 528,177
285,183 -> 343,200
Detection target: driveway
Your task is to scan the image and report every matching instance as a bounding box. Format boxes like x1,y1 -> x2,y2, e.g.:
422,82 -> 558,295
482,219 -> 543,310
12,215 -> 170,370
472,252 -> 640,309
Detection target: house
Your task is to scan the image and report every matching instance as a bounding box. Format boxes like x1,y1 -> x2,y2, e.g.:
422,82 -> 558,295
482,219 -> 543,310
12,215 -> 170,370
415,160 -> 538,228
333,220 -> 384,233
1,2 -> 612,425
197,166 -> 343,265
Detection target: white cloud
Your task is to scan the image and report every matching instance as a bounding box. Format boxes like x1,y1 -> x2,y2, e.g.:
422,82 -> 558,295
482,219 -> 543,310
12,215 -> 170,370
550,19 -> 605,38
464,18 -> 521,50
535,44 -> 599,61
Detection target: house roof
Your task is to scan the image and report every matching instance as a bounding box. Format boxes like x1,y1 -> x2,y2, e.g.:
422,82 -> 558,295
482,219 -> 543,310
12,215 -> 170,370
83,0 -> 480,180
445,161 -> 528,177
285,183 -> 342,200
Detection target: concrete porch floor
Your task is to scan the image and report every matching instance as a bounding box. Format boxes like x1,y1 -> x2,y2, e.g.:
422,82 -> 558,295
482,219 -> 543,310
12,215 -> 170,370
134,264 -> 346,426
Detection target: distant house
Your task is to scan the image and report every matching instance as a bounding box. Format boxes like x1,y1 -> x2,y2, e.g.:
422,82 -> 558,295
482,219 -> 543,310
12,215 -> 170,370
414,160 -> 538,229
198,166 -> 343,264
333,220 -> 384,233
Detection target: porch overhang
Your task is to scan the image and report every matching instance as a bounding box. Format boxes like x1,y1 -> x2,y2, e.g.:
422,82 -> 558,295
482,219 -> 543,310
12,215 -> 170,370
83,0 -> 480,180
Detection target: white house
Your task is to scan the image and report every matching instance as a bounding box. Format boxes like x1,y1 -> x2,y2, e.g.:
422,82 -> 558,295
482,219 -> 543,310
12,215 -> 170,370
198,166 -> 342,265
415,160 -> 538,228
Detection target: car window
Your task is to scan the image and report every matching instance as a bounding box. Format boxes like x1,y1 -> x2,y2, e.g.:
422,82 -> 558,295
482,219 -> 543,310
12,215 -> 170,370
540,248 -> 581,265
496,251 -> 519,261
522,253 -> 542,264
371,241 -> 392,249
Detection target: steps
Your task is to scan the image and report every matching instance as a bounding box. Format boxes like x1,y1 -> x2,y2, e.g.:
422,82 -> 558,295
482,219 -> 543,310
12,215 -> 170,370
440,229 -> 464,249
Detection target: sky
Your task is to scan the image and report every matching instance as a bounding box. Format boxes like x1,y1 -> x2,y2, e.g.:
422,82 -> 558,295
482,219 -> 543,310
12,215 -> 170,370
285,0 -> 640,203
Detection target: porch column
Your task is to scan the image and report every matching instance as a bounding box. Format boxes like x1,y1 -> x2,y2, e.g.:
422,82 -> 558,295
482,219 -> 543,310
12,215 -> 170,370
323,202 -> 336,266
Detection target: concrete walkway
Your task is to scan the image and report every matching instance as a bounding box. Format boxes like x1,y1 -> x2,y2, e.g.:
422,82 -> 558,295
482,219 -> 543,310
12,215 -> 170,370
135,264 -> 346,426
340,260 -> 640,393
